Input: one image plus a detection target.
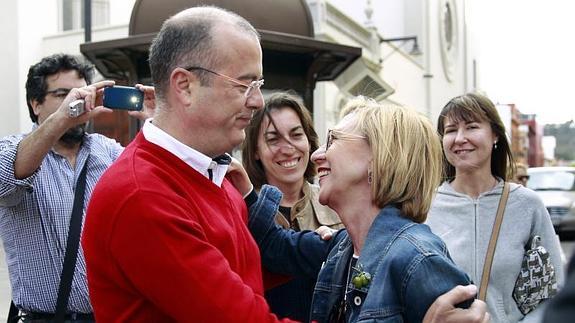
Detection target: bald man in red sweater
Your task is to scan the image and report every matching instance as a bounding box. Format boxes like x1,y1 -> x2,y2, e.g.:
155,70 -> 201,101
83,6 -> 286,322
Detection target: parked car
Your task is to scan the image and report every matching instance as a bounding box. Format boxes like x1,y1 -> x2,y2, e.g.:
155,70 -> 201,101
527,167 -> 575,235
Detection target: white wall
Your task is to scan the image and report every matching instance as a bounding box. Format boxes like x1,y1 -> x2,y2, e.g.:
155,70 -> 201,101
0,0 -> 20,137
19,1 -> 62,131
110,0 -> 135,25
380,48 -> 424,111
326,0 -> 470,123
42,24 -> 129,56
329,0 -> 406,38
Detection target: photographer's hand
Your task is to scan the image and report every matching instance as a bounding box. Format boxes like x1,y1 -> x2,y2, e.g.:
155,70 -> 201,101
60,80 -> 116,124
129,84 -> 156,121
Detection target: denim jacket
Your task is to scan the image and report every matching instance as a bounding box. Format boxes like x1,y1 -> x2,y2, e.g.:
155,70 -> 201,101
250,185 -> 471,322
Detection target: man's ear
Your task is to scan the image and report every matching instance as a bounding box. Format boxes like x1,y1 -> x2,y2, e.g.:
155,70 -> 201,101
30,99 -> 42,117
170,68 -> 196,104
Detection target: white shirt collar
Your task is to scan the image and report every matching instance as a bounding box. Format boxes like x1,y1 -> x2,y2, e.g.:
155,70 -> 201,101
142,118 -> 228,187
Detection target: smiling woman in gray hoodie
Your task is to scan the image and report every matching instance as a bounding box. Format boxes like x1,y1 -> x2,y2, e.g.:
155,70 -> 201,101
426,93 -> 564,323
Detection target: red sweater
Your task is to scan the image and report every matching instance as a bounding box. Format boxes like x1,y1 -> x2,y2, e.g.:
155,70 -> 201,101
83,133 -> 293,322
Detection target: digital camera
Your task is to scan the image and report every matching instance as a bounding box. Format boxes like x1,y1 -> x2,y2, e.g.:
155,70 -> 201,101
68,99 -> 85,118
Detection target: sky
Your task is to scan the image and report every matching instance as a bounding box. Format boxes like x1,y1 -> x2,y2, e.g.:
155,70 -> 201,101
330,0 -> 575,125
471,0 -> 575,125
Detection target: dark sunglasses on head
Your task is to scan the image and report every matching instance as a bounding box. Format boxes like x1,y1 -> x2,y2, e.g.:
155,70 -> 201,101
518,175 -> 530,181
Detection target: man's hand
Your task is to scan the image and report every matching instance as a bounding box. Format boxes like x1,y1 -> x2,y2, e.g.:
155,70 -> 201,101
129,84 -> 156,121
56,80 -> 116,127
423,285 -> 489,323
225,157 -> 253,197
14,80 -> 115,179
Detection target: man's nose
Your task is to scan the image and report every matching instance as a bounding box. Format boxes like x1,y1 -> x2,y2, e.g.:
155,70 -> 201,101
246,87 -> 264,110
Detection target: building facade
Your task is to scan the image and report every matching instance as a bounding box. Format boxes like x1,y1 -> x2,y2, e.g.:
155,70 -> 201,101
1,0 -> 478,142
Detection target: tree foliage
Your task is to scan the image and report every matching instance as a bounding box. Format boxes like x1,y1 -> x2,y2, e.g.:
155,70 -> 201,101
544,120 -> 575,161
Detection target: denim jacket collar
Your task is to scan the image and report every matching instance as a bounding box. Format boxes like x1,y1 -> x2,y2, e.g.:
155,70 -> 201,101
359,206 -> 416,269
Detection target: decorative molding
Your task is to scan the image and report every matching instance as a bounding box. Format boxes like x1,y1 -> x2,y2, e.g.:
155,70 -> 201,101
307,0 -> 372,50
438,0 -> 459,82
325,5 -> 371,48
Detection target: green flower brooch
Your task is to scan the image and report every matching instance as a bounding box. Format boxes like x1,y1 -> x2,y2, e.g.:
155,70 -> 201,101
351,263 -> 372,289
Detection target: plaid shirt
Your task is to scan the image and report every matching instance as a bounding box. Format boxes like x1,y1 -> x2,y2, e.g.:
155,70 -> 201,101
0,128 -> 123,313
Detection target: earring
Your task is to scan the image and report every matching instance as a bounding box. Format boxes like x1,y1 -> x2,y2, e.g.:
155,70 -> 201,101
493,141 -> 498,150
367,169 -> 373,184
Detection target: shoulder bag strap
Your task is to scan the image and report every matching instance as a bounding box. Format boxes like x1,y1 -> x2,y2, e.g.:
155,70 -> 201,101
478,181 -> 510,301
6,300 -> 19,323
54,158 -> 90,322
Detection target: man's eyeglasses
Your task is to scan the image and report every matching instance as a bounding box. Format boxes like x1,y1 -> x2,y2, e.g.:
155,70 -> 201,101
45,88 -> 71,100
325,129 -> 367,151
184,66 -> 264,98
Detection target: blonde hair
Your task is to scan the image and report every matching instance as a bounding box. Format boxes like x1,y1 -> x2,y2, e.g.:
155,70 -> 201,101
343,97 -> 442,223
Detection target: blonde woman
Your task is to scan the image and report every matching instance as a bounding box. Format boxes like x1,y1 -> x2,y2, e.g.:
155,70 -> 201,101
233,97 -> 485,322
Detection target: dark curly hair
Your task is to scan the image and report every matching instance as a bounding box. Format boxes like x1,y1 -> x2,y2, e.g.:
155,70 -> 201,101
25,54 -> 94,123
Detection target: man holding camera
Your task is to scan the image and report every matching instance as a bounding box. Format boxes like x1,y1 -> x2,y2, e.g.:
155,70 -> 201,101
0,54 -> 149,322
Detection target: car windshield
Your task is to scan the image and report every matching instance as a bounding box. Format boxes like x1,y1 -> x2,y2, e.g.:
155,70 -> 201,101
528,170 -> 575,191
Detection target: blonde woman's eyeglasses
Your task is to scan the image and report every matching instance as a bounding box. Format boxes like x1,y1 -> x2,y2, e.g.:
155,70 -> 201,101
325,129 -> 366,151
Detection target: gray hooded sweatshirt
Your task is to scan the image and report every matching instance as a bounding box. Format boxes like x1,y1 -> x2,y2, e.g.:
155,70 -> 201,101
426,180 -> 564,323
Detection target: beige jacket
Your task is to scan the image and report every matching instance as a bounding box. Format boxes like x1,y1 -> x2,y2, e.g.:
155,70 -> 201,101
274,182 -> 344,231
